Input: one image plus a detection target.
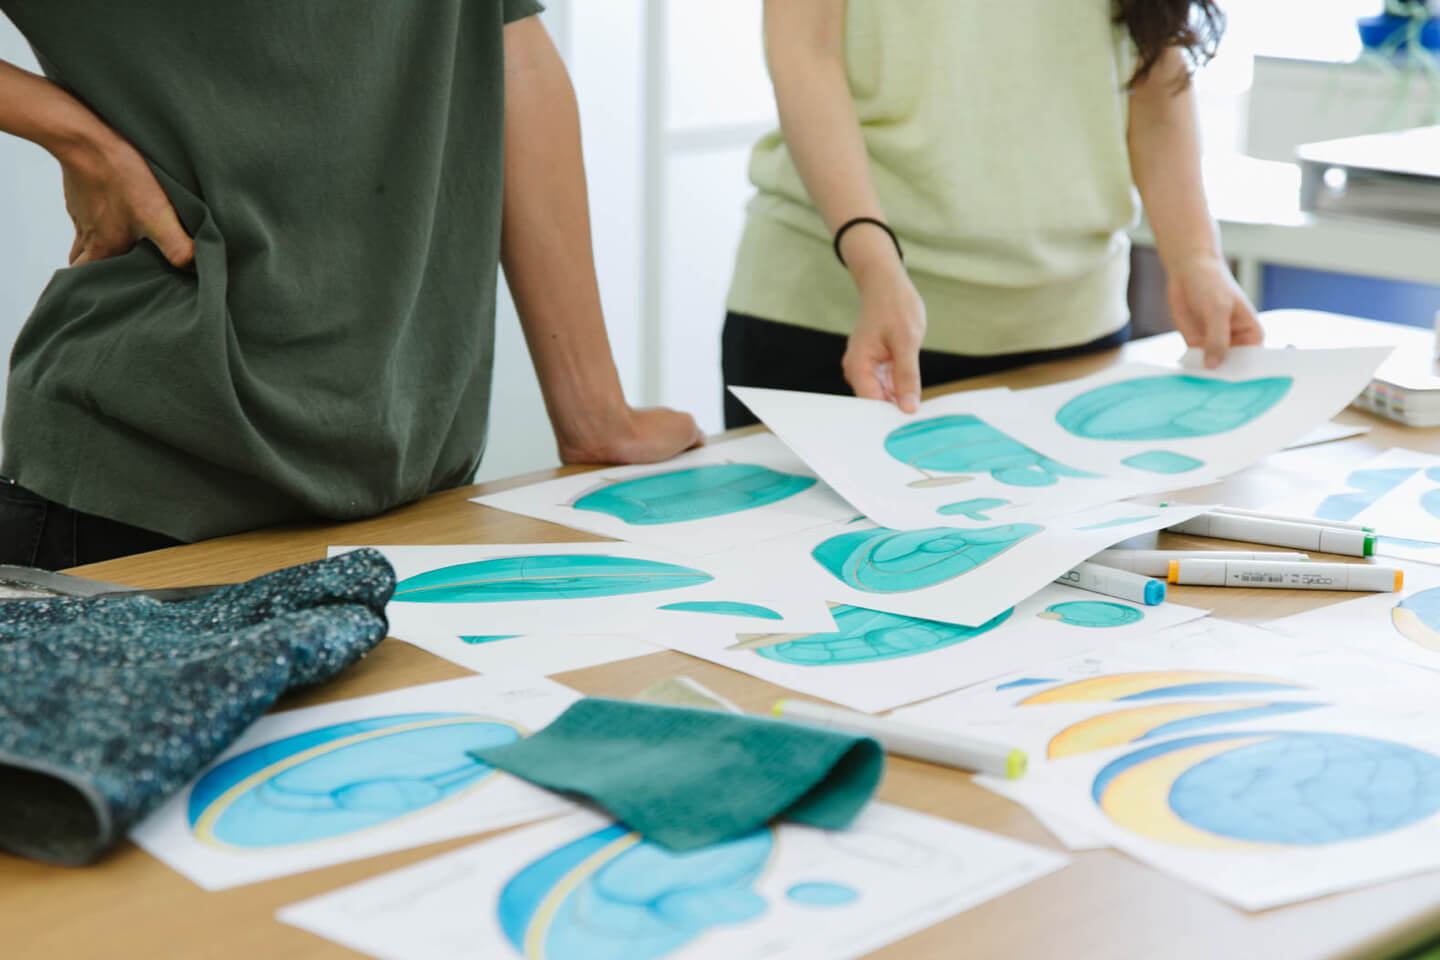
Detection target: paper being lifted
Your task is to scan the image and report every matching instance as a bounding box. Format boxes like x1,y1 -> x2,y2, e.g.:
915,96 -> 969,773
331,543 -> 837,638
278,802 -> 1066,960
472,433 -> 855,556
724,501 -> 1209,629
731,346 -> 1391,531
659,583 -> 1208,714
130,674 -> 581,890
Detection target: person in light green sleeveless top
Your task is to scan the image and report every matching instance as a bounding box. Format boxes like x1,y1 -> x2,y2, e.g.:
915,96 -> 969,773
723,0 -> 1262,427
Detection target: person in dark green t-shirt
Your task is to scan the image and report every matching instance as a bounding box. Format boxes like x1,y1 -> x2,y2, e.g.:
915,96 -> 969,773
0,2 -> 701,570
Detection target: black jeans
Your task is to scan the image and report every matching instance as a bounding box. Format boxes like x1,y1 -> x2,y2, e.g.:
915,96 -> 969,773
721,312 -> 1132,429
0,480 -> 182,570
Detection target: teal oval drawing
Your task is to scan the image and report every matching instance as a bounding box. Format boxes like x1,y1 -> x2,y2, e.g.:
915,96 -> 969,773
394,556 -> 713,603
1056,375 -> 1292,440
187,713 -> 519,848
936,497 -> 1009,520
1075,514 -> 1157,531
786,882 -> 860,906
1042,600 -> 1143,627
753,604 -> 1013,665
659,601 -> 783,620
811,524 -> 1042,593
572,464 -> 815,525
883,415 -> 1098,486
1121,451 -> 1204,474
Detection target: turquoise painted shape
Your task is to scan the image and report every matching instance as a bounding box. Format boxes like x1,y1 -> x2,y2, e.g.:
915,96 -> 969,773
1122,451 -> 1204,474
187,714 -> 518,847
659,601 -> 783,620
786,882 -> 859,906
460,635 -> 521,645
1043,600 -> 1143,627
1317,467 -> 1419,521
572,464 -> 815,525
753,604 -> 1014,665
1056,375 -> 1292,440
1075,514 -> 1157,531
394,555 -> 713,603
936,497 -> 1010,520
883,415 -> 1098,486
996,677 -> 1057,690
811,524 -> 1042,594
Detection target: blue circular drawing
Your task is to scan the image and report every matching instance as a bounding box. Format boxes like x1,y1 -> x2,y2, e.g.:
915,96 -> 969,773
786,882 -> 860,906
1056,375 -> 1292,441
573,464 -> 815,525
884,414 -> 1096,486
394,555 -> 713,603
755,604 -> 1014,665
1042,601 -> 1143,627
811,524 -> 1042,593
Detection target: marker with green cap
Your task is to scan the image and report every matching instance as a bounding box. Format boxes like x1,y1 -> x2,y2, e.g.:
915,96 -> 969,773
772,698 -> 1027,779
1165,512 -> 1375,558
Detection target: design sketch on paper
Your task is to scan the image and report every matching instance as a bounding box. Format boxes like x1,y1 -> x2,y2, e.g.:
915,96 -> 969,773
732,604 -> 1014,666
936,497 -> 1010,520
1046,700 -> 1324,759
1393,586 -> 1440,651
1036,601 -> 1143,628
462,635 -> 522,645
1305,464 -> 1440,553
884,415 -> 1099,488
1016,670 -> 1307,705
1092,732 -> 1440,849
497,825 -> 856,960
1072,515 -> 1158,531
1120,451 -> 1204,474
393,556 -> 713,604
659,601 -> 783,620
570,464 -> 816,525
188,714 -> 521,849
1055,375 -> 1293,442
811,524 -> 1042,594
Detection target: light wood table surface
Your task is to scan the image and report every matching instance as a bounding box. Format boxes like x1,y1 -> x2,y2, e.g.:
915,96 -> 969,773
7,315 -> 1440,960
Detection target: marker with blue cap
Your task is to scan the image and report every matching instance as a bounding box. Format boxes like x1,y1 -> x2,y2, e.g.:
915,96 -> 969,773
1055,560 -> 1166,605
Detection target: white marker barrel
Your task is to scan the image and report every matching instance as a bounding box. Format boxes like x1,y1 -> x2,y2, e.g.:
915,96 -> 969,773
1167,513 -> 1374,557
1167,558 -> 1401,592
1054,561 -> 1165,605
1091,549 -> 1310,577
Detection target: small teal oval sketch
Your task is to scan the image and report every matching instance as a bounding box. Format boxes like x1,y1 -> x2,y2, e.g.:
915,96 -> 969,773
394,555 -> 713,603
1056,375 -> 1292,440
1121,451 -> 1204,474
460,635 -> 521,645
884,414 -> 1098,486
936,497 -> 1010,520
573,464 -> 815,525
659,601 -> 783,620
811,524 -> 1042,593
786,882 -> 860,906
1075,514 -> 1158,531
1042,600 -> 1143,627
753,604 -> 1014,665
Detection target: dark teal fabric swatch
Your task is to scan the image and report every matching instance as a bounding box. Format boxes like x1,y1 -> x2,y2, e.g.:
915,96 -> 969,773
471,698 -> 883,851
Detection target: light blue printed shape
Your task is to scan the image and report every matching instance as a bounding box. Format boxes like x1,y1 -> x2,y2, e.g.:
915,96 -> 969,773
659,601 -> 783,620
573,464 -> 815,525
1075,514 -> 1158,531
1042,601 -> 1143,627
1135,702 -> 1325,744
187,714 -> 518,847
393,555 -> 713,603
884,414 -> 1099,486
753,604 -> 1014,666
811,524 -> 1043,594
996,677 -> 1057,690
786,882 -> 860,906
1056,375 -> 1292,440
936,497 -> 1010,520
1121,451 -> 1204,474
1316,467 -> 1420,521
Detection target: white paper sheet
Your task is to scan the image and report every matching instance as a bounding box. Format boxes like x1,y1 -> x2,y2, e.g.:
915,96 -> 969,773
335,544 -> 837,638
277,802 -> 1066,960
130,674 -> 581,890
722,501 -> 1209,629
394,632 -> 662,677
659,584 -> 1208,713
1282,420 -> 1371,450
471,433 -> 856,556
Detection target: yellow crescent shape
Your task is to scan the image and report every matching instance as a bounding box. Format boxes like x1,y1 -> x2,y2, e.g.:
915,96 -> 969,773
525,832 -> 643,960
1393,606 -> 1440,652
1048,700 -> 1267,759
1019,670 -> 1294,705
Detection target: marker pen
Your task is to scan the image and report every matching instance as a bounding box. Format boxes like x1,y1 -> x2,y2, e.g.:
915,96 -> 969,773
1167,513 -> 1373,557
1055,560 -> 1166,605
1091,549 -> 1310,577
1167,558 -> 1402,592
1209,505 -> 1373,533
773,699 -> 1027,778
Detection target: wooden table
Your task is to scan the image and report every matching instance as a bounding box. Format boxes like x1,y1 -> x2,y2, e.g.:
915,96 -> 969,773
8,315 -> 1440,960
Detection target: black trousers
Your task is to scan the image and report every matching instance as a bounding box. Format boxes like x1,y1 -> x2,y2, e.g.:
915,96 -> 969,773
0,480 -> 182,570
721,312 -> 1132,429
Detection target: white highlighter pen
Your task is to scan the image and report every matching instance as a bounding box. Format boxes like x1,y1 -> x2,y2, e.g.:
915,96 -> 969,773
1167,558 -> 1402,592
1208,505 -> 1372,533
1055,560 -> 1166,605
1091,549 -> 1309,577
773,699 -> 1027,779
1167,513 -> 1374,558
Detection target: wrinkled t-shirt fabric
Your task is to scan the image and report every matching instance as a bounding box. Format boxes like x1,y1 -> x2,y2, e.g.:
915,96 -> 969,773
0,548 -> 394,865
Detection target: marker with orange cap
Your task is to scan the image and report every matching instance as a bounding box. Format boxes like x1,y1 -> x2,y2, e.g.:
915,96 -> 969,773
1167,558 -> 1402,592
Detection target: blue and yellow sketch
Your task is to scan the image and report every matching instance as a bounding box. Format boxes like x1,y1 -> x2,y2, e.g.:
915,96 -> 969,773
660,601 -> 783,620
1093,731 -> 1440,849
1048,700 -> 1324,759
1056,375 -> 1292,441
1393,586 -> 1440,652
1037,601 -> 1143,628
936,497 -> 1010,520
746,604 -> 1014,666
187,713 -> 519,848
498,825 -> 856,960
572,464 -> 815,525
884,415 -> 1098,487
1121,451 -> 1203,474
393,556 -> 713,603
1018,670 -> 1306,705
811,524 -> 1042,593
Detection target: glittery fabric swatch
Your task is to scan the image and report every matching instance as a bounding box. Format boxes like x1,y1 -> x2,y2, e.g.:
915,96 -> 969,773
0,548 -> 394,865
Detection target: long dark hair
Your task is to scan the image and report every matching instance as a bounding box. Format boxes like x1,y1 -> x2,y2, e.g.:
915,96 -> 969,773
1117,1 -> 1225,89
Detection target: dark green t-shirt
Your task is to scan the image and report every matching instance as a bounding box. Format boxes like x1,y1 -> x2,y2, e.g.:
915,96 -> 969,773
1,0 -> 541,541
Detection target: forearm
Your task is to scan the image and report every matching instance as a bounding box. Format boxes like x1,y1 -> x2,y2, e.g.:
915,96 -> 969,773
1127,48 -> 1220,272
0,59 -> 111,163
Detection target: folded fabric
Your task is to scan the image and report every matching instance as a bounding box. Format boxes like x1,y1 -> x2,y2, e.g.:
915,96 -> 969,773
0,548 -> 394,865
471,698 -> 883,851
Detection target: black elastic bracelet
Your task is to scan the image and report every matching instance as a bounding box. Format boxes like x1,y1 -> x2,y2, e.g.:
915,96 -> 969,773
833,216 -> 904,268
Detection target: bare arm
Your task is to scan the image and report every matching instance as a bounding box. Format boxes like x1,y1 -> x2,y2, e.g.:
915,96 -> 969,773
1128,48 -> 1260,367
763,0 -> 924,411
501,17 -> 700,464
0,58 -> 192,267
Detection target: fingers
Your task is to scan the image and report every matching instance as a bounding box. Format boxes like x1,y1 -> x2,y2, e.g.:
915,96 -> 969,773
142,205 -> 195,269
1202,307 -> 1229,370
891,344 -> 922,414
1232,296 -> 1264,346
842,347 -> 890,403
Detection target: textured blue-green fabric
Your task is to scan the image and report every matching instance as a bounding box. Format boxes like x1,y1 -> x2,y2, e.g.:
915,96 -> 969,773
471,699 -> 883,851
0,548 -> 393,865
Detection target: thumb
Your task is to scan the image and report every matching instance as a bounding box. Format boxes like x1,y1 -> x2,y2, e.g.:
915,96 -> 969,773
1202,302 -> 1230,369
889,333 -> 922,413
143,207 -> 195,270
